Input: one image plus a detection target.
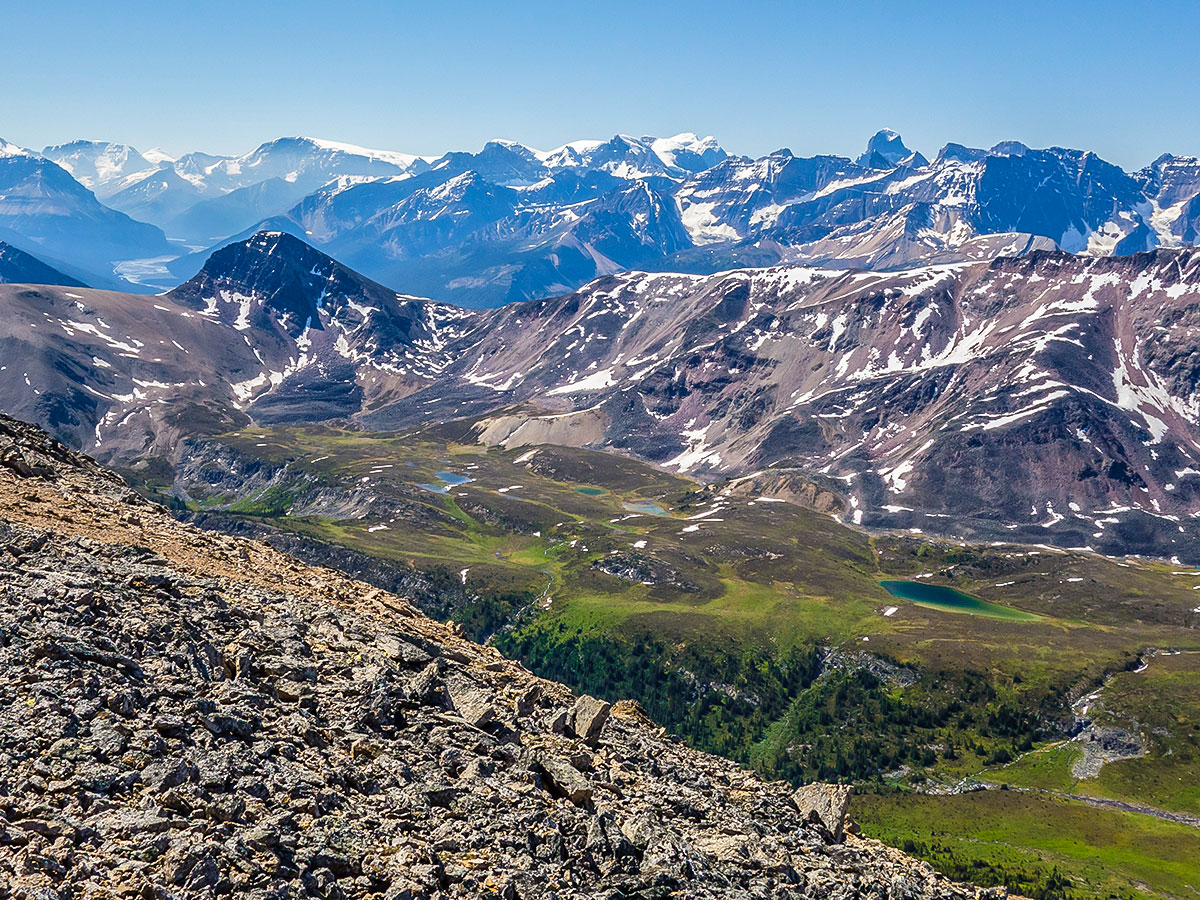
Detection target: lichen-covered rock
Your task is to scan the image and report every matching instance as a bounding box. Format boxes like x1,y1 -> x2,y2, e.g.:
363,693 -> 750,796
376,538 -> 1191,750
0,413 -> 1002,899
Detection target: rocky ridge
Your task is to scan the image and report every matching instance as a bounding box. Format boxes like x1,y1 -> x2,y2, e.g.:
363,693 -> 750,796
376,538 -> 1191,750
0,413 -> 997,899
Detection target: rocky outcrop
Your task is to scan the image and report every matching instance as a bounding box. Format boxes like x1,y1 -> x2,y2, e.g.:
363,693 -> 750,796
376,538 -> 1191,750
0,413 -> 999,899
1071,726 -> 1147,779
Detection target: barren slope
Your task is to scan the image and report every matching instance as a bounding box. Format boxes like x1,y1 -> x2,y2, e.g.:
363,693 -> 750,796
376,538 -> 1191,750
0,414 -> 995,899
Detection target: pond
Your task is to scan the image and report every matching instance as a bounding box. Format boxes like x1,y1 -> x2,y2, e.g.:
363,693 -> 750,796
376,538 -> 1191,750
623,499 -> 669,516
417,470 -> 474,493
879,580 -> 1040,621
576,487 -> 606,496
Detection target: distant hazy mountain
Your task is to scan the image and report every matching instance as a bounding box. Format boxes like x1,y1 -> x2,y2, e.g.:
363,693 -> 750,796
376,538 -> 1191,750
0,138 -> 170,276
856,128 -> 928,168
102,165 -> 207,230
103,137 -> 431,242
40,140 -> 164,198
0,240 -> 86,287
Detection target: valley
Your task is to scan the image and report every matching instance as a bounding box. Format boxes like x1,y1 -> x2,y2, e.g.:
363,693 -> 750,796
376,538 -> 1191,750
3,119 -> 1200,900
9,5 -> 1200,898
119,420 -> 1200,900
9,233 -> 1200,565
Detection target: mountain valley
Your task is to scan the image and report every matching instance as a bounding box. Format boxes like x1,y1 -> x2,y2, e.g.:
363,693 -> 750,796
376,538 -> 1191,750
5,231 -> 1200,563
3,125 -> 1200,900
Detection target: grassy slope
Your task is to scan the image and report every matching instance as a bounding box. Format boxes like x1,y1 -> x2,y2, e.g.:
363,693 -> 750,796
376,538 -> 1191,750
857,790 -> 1200,900
989,650 -> 1200,816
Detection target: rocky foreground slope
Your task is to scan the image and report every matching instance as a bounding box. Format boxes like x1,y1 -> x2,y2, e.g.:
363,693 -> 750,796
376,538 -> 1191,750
0,413 -> 995,899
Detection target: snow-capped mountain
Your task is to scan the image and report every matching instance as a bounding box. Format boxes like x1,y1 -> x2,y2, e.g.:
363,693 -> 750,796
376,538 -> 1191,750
173,136 -> 427,197
169,137 -> 721,307
165,230 -> 475,391
40,140 -> 163,198
856,128 -> 928,168
7,231 -> 1200,561
1136,153 -> 1200,245
648,133 -> 728,173
91,137 -> 433,242
0,138 -> 170,280
11,128 -> 1200,308
0,232 -> 477,457
153,129 -> 1200,308
671,140 -> 1159,270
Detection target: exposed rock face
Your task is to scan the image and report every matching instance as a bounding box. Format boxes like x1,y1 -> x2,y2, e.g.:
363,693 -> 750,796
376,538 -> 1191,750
1071,726 -> 1147,779
0,412 -> 1000,898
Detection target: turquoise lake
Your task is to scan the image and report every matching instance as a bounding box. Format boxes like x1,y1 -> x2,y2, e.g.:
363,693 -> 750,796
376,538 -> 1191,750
417,470 -> 474,493
879,580 -> 1040,621
623,500 -> 669,516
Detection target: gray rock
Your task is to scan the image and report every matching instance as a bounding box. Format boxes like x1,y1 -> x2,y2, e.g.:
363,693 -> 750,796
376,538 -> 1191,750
534,754 -> 594,806
446,675 -> 499,729
570,694 -> 611,747
792,782 -> 855,842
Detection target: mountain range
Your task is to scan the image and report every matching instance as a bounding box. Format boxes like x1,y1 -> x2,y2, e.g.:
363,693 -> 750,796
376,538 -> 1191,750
4,120 -> 1200,900
3,228 -> 1200,563
3,130 -> 1200,305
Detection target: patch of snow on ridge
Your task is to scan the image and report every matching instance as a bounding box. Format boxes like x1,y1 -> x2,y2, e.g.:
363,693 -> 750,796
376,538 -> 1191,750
301,137 -> 426,169
1112,336 -> 1197,441
666,423 -> 722,473
679,200 -> 740,244
547,368 -> 616,395
0,138 -> 31,158
881,460 -> 914,493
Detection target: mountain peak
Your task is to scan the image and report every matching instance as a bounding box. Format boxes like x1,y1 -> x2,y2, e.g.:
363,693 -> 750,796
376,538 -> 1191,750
38,140 -> 158,194
990,140 -> 1030,157
0,138 -> 32,159
166,230 -> 388,335
291,136 -> 423,168
649,132 -> 728,172
856,128 -> 914,167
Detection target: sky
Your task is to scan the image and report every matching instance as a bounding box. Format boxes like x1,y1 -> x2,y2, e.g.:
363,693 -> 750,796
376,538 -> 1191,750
3,0 -> 1198,169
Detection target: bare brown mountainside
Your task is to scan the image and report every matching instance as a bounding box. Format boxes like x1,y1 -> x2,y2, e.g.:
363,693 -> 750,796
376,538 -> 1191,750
3,233 -> 1200,559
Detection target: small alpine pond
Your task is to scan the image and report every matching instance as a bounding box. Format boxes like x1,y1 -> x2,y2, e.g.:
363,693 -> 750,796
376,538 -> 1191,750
879,580 -> 1041,621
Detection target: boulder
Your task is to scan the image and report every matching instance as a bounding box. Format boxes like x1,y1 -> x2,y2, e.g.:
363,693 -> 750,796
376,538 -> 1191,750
792,782 -> 854,842
534,754 -> 593,806
446,675 -> 498,728
570,694 -> 611,746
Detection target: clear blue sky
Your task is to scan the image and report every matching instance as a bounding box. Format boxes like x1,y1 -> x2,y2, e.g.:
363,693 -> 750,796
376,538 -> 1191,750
4,0 -> 1197,169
